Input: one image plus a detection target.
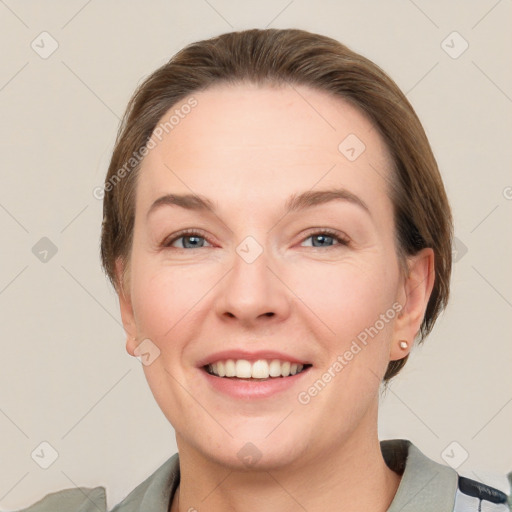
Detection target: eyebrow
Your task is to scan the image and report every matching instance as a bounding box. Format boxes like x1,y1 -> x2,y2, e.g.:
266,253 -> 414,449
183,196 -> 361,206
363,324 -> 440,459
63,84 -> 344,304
146,188 -> 370,219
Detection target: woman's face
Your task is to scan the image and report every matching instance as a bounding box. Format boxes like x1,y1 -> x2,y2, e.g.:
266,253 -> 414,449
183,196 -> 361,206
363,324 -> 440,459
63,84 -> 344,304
118,82 -> 429,470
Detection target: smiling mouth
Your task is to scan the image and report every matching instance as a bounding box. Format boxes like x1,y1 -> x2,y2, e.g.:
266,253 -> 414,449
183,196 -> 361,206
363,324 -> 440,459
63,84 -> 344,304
202,364 -> 313,382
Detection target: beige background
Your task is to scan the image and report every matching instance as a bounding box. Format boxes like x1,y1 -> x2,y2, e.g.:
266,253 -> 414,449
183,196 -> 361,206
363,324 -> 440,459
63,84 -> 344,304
1,0 -> 511,509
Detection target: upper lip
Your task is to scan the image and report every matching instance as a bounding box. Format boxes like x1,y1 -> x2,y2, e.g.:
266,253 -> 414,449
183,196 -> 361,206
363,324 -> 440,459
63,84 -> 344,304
197,350 -> 311,367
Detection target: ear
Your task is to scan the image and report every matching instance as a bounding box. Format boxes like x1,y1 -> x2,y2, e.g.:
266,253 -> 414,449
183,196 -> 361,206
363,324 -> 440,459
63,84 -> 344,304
389,248 -> 435,361
115,258 -> 138,357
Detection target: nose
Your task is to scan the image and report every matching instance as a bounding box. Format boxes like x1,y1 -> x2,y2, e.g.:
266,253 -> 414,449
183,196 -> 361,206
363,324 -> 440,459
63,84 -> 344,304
214,242 -> 292,328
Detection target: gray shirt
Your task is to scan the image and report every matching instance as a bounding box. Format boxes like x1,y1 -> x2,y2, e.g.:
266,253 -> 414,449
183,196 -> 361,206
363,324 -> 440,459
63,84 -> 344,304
16,439 -> 512,511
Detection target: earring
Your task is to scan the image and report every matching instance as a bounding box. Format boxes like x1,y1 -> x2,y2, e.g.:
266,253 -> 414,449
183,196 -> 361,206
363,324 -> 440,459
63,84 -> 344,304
399,340 -> 408,349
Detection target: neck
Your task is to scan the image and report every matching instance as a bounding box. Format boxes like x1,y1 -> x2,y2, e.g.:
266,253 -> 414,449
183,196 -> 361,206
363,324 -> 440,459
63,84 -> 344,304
170,406 -> 401,512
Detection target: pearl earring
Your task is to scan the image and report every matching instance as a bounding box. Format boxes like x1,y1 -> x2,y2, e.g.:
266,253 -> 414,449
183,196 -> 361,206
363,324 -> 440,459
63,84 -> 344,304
399,340 -> 408,349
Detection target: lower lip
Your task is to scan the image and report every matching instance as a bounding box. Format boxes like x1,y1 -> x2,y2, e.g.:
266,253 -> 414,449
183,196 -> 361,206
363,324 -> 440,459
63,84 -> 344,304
201,367 -> 312,399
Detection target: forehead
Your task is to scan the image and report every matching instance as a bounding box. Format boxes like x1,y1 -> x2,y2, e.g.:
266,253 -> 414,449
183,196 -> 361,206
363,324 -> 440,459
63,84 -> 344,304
137,82 -> 393,215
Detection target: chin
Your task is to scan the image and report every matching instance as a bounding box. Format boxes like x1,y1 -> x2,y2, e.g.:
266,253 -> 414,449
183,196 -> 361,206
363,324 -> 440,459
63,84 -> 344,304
198,426 -> 308,471
207,441 -> 305,472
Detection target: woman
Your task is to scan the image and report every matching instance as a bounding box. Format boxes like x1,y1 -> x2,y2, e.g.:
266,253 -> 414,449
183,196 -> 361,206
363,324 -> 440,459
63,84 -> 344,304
19,28 -> 511,512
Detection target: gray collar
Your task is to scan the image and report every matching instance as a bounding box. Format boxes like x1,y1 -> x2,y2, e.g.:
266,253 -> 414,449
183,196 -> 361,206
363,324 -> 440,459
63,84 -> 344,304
382,439 -> 458,511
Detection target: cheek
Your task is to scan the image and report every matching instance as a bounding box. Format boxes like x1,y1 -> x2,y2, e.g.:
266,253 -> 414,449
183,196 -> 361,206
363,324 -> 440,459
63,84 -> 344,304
292,257 -> 398,332
289,255 -> 400,383
130,254 -> 221,350
132,270 -> 195,339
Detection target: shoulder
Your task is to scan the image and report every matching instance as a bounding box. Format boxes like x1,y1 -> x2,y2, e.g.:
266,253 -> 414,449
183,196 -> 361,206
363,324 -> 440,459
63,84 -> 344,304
12,453 -> 180,512
12,486 -> 106,512
381,439 -> 511,512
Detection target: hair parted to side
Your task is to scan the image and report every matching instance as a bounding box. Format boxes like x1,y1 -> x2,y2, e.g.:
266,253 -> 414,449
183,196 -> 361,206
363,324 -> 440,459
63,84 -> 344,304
100,28 -> 453,383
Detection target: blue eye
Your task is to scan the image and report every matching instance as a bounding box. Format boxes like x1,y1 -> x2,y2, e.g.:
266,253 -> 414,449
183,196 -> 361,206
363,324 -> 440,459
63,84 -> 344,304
163,230 -> 211,249
301,230 -> 349,248
162,228 -> 349,250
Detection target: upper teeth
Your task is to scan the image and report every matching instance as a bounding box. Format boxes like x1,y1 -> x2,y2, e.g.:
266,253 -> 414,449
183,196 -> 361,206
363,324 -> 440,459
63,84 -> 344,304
207,359 -> 305,379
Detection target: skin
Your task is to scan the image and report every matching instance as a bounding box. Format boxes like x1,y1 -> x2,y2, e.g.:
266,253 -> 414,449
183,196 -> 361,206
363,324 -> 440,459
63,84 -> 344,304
116,82 -> 435,512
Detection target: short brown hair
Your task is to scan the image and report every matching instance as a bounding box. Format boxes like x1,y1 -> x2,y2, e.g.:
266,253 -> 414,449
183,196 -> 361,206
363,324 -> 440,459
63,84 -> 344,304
100,28 -> 453,382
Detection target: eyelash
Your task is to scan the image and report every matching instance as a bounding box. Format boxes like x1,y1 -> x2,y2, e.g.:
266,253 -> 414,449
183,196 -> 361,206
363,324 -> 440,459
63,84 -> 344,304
161,228 -> 350,250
